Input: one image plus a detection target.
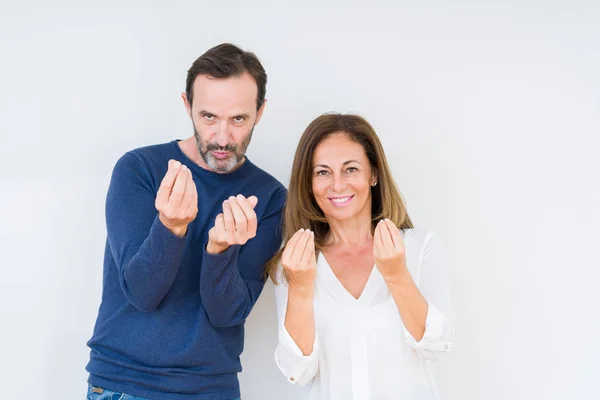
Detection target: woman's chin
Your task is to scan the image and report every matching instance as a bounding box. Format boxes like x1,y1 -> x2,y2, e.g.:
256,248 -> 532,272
323,208 -> 360,223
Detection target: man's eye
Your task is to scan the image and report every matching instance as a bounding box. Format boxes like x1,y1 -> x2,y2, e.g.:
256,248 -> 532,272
234,116 -> 245,123
204,114 -> 214,120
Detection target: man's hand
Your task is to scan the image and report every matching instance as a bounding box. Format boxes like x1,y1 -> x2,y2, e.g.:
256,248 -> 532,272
206,195 -> 258,254
155,160 -> 198,237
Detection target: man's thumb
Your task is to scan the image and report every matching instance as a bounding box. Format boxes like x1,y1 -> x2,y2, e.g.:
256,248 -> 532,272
247,195 -> 258,209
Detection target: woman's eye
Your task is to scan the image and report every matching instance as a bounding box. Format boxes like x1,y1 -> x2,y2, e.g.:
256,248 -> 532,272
346,167 -> 358,173
316,170 -> 328,176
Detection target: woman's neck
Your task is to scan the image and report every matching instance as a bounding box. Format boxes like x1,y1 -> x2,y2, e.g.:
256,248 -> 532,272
325,213 -> 373,248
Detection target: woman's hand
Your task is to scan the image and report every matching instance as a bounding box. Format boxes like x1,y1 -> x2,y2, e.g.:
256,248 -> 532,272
373,219 -> 408,281
282,229 -> 317,292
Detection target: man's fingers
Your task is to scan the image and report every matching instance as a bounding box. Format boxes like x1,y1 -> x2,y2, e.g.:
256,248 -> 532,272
247,195 -> 258,209
169,165 -> 188,206
156,160 -> 181,207
210,213 -> 225,241
222,200 -> 235,241
186,176 -> 198,216
189,169 -> 198,212
236,195 -> 257,234
182,168 -> 196,207
227,196 -> 247,236
215,213 -> 225,231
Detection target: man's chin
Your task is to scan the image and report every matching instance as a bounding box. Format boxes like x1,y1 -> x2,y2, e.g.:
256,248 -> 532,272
208,157 -> 238,173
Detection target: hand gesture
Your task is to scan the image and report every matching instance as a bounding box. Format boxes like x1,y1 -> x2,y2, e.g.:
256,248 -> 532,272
373,219 -> 408,280
281,229 -> 317,290
156,160 -> 198,237
206,195 -> 258,254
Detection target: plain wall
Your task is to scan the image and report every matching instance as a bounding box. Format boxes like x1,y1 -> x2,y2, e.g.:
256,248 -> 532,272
1,0 -> 599,398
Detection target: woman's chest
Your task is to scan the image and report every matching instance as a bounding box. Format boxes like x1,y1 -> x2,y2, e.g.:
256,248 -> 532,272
322,247 -> 375,300
312,289 -> 403,342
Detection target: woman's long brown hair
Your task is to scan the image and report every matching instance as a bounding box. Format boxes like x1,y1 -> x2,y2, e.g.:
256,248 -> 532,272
266,113 -> 413,283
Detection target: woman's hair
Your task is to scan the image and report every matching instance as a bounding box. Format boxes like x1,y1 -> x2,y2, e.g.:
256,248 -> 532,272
266,113 -> 413,282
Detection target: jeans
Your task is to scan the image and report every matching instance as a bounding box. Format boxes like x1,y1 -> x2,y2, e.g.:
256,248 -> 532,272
87,384 -> 241,400
87,384 -> 149,400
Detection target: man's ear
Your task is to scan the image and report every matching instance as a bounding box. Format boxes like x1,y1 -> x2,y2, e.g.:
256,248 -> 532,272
182,92 -> 192,119
254,99 -> 268,125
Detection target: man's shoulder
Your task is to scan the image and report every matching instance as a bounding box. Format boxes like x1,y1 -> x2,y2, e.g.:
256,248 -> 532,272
111,140 -> 177,173
122,140 -> 177,162
245,160 -> 287,193
242,161 -> 287,214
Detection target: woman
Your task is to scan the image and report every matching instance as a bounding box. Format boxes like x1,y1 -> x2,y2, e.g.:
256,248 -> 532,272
266,113 -> 454,399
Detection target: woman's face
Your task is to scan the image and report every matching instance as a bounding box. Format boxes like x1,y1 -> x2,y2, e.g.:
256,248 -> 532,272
311,133 -> 376,224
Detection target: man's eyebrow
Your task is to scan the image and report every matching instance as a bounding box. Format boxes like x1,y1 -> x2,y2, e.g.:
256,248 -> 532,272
199,110 -> 218,117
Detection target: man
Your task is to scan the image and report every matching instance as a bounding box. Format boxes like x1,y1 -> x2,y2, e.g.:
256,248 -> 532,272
85,43 -> 286,400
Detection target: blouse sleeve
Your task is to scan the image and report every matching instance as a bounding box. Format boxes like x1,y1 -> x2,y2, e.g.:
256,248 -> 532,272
273,268 -> 320,385
403,230 -> 455,361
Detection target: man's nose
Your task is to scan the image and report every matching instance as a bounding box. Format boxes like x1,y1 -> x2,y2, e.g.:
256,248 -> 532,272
214,120 -> 229,147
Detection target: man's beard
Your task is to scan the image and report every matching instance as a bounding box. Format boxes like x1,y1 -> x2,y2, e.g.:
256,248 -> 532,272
193,124 -> 254,173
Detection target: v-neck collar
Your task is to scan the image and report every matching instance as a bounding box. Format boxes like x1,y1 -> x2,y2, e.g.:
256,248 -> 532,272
316,254 -> 385,307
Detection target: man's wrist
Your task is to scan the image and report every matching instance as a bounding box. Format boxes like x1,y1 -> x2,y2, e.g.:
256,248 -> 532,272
159,216 -> 188,237
206,240 -> 229,255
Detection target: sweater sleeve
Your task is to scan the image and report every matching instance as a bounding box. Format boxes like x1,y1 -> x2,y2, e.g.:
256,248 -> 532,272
199,187 -> 286,327
105,152 -> 187,312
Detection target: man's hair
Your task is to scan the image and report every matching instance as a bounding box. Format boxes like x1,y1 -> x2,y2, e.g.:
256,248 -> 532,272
186,43 -> 267,110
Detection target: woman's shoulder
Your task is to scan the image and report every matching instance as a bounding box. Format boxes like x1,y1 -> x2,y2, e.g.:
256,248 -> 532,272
402,227 -> 436,249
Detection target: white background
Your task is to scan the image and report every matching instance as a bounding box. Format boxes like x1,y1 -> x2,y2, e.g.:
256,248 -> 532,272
1,0 -> 599,399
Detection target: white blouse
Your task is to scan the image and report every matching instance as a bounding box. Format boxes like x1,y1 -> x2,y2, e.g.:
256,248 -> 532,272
274,228 -> 454,400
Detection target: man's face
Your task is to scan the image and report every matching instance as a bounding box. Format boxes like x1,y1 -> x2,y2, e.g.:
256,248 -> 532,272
184,72 -> 265,173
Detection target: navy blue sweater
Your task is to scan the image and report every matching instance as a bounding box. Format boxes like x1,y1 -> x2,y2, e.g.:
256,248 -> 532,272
86,140 -> 286,399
